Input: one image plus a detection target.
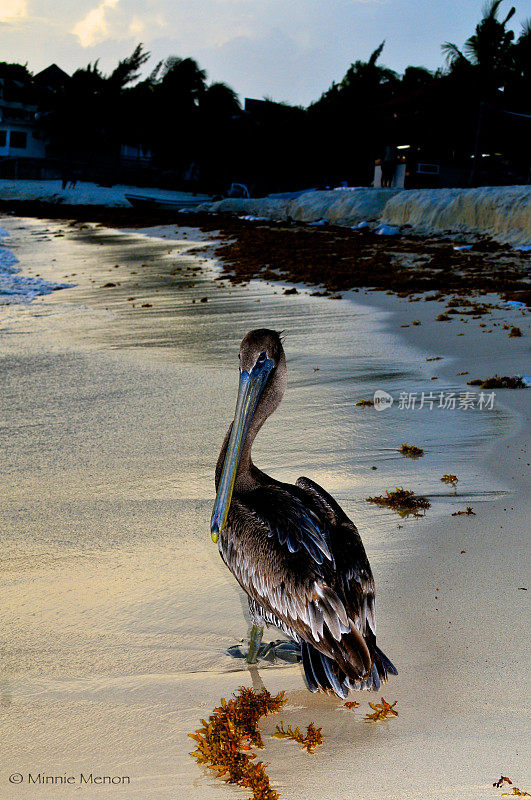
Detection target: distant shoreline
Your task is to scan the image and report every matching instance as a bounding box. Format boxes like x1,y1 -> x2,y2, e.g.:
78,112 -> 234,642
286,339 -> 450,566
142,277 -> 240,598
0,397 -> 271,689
0,180 -> 529,248
1,203 -> 529,305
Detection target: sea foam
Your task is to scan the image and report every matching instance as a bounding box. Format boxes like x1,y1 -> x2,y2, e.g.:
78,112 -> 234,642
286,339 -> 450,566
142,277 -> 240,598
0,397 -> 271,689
0,229 -> 74,304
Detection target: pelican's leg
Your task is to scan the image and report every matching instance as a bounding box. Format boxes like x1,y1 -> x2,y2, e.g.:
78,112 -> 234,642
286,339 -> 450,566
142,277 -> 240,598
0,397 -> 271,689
227,633 -> 302,663
246,624 -> 264,664
226,600 -> 301,663
269,640 -> 302,662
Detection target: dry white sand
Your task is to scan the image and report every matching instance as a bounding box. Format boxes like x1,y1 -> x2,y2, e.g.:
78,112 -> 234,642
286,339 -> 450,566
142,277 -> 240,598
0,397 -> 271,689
1,218 -> 529,800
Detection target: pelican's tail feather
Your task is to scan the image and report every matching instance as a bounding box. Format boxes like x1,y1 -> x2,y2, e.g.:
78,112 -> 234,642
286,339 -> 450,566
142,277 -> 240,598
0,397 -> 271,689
301,641 -> 350,699
302,640 -> 397,698
372,645 -> 398,682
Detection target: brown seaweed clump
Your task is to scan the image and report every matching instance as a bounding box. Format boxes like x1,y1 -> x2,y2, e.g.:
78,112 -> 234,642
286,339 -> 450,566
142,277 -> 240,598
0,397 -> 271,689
364,698 -> 399,722
366,487 -> 431,517
508,326 -> 522,337
467,375 -> 527,389
441,474 -> 459,488
494,776 -> 513,788
451,507 -> 475,516
399,443 -> 425,458
272,722 -> 324,754
189,686 -> 286,800
493,775 -> 531,795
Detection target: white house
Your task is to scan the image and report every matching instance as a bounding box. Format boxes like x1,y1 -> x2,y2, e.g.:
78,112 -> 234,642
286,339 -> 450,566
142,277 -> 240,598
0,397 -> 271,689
0,78 -> 46,160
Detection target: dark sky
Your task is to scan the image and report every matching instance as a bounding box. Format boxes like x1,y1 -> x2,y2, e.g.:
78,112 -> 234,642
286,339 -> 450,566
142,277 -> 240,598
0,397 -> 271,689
1,0 -> 527,104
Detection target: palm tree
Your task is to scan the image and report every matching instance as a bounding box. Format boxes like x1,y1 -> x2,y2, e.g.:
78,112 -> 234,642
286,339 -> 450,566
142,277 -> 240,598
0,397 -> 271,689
442,0 -> 516,95
158,56 -> 207,109
200,82 -> 240,119
108,44 -> 150,90
340,41 -> 398,95
512,18 -> 531,84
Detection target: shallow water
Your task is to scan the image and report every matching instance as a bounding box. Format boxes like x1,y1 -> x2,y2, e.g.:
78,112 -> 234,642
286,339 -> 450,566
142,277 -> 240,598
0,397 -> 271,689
0,217 -> 521,799
2,218 -> 510,515
0,226 -> 73,303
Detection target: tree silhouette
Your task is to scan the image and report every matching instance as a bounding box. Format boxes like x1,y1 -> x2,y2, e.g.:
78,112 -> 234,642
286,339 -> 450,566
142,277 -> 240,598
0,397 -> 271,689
442,0 -> 516,96
29,1 -> 530,192
108,44 -> 150,90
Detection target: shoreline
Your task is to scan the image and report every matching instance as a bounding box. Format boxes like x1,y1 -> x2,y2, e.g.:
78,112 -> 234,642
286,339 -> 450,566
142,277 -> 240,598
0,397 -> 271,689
349,285 -> 528,495
0,201 -> 530,302
0,180 -> 530,247
1,215 -> 529,800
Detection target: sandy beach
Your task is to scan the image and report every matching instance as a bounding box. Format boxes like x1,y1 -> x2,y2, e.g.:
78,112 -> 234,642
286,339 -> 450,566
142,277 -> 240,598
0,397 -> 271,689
1,216 -> 529,800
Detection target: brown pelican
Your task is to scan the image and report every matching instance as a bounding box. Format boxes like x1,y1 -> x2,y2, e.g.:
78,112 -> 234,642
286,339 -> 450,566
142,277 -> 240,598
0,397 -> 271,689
211,329 -> 397,697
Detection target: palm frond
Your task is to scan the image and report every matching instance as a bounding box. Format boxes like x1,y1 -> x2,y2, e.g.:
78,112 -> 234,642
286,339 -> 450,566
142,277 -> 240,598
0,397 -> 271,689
368,41 -> 385,67
441,41 -> 467,66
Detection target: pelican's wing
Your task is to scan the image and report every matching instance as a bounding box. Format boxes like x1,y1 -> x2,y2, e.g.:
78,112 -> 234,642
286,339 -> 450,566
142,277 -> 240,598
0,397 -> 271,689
296,476 -> 397,684
223,487 -> 373,681
244,485 -> 334,566
296,476 -> 376,637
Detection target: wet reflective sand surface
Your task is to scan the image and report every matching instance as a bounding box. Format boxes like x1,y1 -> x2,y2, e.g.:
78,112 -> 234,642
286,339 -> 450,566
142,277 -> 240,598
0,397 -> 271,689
1,217 -> 528,799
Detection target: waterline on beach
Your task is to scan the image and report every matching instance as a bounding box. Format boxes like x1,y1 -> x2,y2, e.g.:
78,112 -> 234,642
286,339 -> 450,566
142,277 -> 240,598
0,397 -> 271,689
0,226 -> 74,304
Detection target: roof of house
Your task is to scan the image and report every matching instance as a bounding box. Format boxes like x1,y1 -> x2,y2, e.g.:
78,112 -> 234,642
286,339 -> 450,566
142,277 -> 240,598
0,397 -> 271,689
34,64 -> 70,88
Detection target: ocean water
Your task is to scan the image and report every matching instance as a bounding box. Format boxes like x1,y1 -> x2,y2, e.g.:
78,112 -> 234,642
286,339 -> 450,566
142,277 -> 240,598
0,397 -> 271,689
0,226 -> 74,304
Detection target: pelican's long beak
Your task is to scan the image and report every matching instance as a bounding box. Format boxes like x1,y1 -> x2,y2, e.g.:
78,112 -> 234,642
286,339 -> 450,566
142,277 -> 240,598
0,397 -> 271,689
211,358 -> 274,542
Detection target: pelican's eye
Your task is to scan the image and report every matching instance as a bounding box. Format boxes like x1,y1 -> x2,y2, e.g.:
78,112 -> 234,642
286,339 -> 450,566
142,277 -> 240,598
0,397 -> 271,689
257,351 -> 267,364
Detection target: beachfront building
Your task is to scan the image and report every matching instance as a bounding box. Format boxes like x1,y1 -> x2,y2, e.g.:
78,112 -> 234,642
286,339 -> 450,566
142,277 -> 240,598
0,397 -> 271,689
120,144 -> 153,165
0,64 -> 69,177
0,77 -> 45,162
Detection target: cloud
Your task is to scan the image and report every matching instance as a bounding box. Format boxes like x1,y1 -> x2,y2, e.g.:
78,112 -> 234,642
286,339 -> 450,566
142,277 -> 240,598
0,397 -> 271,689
0,0 -> 27,22
71,0 -> 120,47
128,14 -> 145,37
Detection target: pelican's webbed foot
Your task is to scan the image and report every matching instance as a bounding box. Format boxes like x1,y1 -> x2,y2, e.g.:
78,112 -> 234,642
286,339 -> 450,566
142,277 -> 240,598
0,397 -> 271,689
227,626 -> 301,664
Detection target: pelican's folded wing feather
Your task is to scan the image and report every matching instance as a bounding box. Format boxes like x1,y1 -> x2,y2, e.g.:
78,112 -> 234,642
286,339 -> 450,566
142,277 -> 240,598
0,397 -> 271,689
221,488 -> 372,681
244,486 -> 333,566
296,476 -> 378,638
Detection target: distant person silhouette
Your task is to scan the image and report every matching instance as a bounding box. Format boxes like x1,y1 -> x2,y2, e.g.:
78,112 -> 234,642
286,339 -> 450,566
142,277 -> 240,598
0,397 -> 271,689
381,145 -> 397,188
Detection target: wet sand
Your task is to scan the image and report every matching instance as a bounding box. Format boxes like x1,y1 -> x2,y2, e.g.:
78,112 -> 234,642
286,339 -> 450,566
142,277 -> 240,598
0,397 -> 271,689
1,217 -> 529,799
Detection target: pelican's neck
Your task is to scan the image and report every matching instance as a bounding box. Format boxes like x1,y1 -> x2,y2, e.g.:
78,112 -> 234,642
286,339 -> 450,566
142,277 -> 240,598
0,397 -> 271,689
215,355 -> 286,492
214,411 -> 266,492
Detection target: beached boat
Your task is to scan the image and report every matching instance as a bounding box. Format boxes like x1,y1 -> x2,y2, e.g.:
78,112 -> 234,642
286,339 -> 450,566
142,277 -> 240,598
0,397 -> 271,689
124,192 -> 213,210
266,188 -> 316,200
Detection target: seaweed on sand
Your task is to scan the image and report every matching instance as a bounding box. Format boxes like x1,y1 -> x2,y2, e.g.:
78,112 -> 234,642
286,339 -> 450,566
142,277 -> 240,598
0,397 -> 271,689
399,443 -> 424,458
189,686 -> 286,800
272,722 -> 324,754
441,474 -> 459,488
366,487 -> 431,517
467,375 -> 527,389
364,698 -> 399,722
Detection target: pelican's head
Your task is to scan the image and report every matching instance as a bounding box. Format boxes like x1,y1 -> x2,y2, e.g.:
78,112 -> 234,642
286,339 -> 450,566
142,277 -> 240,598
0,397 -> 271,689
210,329 -> 286,542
